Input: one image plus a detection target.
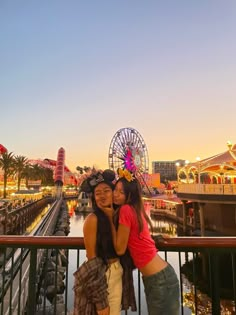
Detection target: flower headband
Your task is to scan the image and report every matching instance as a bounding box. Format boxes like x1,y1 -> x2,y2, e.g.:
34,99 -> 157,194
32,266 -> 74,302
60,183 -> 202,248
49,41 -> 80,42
117,168 -> 134,182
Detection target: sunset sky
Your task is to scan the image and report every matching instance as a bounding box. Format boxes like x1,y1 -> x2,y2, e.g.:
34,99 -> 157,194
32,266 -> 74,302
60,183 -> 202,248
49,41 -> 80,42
1,1 -> 236,173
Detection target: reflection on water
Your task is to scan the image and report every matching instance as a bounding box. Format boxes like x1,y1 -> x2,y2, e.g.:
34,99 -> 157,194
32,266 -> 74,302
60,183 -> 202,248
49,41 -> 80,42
181,252 -> 236,315
66,199 -> 235,315
26,203 -> 51,234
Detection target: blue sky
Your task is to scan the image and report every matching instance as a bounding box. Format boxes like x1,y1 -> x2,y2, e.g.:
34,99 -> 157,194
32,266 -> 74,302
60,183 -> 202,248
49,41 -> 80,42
1,1 -> 236,172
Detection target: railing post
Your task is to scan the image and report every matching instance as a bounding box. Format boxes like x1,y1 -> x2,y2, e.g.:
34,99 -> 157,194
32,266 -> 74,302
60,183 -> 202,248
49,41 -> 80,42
27,248 -> 37,314
182,201 -> 187,232
199,203 -> 205,236
210,253 -> 221,315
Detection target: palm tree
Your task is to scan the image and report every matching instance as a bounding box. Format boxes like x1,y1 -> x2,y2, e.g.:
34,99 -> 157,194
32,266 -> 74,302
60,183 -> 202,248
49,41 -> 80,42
22,164 -> 34,189
84,166 -> 91,173
76,166 -> 91,174
76,166 -> 84,174
31,164 -> 46,182
0,152 -> 15,198
14,155 -> 28,191
32,164 -> 55,185
41,167 -> 54,186
22,163 -> 54,188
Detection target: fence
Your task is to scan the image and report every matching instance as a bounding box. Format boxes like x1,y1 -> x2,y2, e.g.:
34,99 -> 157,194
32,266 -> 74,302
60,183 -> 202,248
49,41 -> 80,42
1,236 -> 236,315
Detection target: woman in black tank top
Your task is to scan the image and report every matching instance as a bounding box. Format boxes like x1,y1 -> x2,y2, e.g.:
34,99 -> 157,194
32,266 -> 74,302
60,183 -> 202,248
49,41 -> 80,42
79,169 -> 123,315
94,208 -> 118,263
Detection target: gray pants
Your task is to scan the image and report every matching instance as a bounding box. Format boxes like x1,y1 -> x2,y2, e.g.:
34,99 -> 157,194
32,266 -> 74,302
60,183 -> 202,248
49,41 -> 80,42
142,263 -> 180,315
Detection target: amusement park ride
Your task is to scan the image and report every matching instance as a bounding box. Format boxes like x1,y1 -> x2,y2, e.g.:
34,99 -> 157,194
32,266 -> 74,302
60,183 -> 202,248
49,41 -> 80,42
0,144 -> 77,190
1,127 -> 155,195
108,127 -> 152,193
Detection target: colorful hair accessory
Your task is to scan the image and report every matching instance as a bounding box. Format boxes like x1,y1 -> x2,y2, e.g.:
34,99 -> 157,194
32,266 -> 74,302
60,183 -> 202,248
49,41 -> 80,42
89,173 -> 104,187
80,169 -> 116,193
117,168 -> 134,182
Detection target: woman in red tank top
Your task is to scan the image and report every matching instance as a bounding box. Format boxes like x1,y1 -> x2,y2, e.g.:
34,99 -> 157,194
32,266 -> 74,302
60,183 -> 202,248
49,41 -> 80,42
101,168 -> 180,315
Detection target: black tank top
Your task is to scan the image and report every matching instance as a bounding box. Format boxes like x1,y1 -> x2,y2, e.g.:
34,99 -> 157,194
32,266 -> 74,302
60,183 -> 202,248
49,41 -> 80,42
94,209 -> 118,263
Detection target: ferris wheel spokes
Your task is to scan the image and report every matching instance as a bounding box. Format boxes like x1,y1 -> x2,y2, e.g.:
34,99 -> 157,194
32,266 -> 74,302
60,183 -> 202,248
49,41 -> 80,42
108,127 -> 149,183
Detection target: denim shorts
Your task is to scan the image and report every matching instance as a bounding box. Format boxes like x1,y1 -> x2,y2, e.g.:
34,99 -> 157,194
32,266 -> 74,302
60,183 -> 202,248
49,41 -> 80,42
142,263 -> 180,315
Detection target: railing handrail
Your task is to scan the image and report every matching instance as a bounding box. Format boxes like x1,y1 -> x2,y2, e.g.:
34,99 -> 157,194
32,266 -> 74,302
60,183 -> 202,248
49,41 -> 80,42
1,236 -> 236,314
0,236 -> 84,248
1,235 -> 236,249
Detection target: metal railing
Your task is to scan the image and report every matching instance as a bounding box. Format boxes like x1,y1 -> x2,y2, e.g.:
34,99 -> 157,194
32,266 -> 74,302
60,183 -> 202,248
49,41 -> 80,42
1,236 -> 236,315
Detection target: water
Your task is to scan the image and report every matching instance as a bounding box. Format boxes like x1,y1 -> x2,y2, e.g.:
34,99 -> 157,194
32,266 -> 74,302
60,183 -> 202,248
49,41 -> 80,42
65,199 -> 235,315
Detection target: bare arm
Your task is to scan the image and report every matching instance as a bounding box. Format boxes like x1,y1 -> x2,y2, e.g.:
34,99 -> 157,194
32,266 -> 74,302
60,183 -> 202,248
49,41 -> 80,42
116,223 -> 130,255
83,213 -> 97,259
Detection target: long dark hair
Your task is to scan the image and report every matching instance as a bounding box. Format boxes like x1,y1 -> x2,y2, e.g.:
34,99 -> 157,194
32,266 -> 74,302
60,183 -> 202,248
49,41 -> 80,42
116,177 -> 153,234
90,182 -> 117,263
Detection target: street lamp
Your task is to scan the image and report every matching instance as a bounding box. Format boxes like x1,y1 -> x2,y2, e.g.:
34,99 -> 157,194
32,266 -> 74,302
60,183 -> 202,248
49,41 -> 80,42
175,162 -> 180,183
196,157 -> 201,185
227,140 -> 232,151
185,160 -> 189,183
220,164 -> 224,184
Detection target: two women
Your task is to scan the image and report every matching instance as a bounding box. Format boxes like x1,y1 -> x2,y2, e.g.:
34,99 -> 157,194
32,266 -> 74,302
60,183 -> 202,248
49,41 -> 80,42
73,169 -> 136,315
101,168 -> 180,315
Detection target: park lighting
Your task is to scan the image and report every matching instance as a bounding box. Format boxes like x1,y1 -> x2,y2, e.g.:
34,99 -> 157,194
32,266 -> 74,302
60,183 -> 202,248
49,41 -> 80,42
227,140 -> 232,150
196,156 -> 201,186
175,162 -> 180,182
184,160 -> 189,183
220,164 -> 224,184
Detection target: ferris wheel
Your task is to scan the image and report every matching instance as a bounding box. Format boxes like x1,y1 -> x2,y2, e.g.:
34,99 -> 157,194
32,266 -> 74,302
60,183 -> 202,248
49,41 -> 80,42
108,127 -> 149,184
